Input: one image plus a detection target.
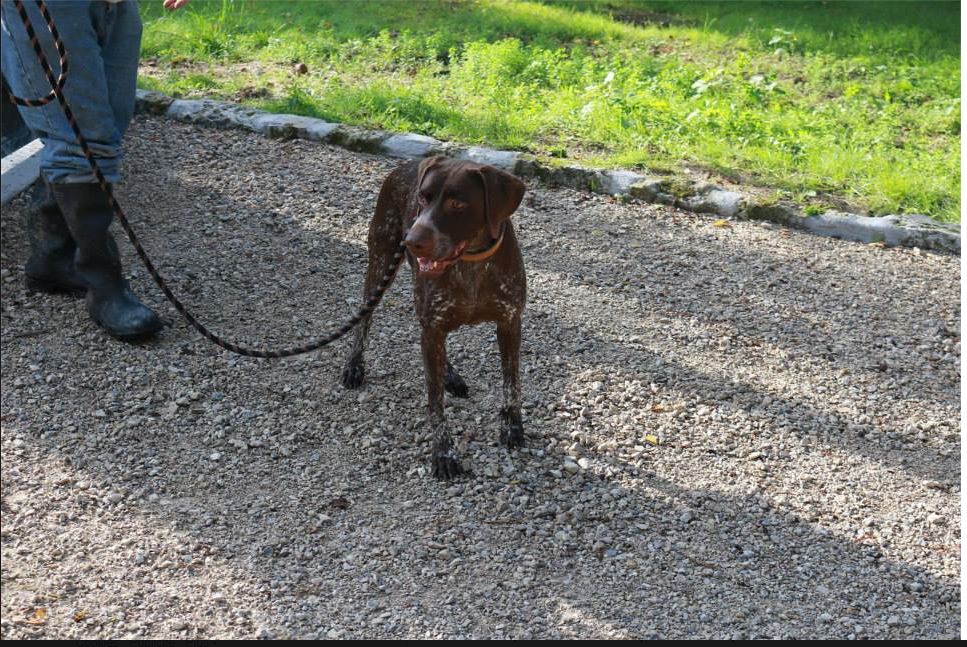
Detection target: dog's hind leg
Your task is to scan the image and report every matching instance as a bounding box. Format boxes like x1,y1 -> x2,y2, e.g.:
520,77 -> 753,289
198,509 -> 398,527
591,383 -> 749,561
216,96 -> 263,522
497,316 -> 524,449
444,361 -> 469,398
342,198 -> 403,390
341,309 -> 373,389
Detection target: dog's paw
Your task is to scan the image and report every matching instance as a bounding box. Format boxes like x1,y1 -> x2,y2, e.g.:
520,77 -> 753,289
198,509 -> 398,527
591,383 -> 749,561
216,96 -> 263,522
499,408 -> 525,449
341,358 -> 365,390
431,447 -> 465,480
444,363 -> 469,398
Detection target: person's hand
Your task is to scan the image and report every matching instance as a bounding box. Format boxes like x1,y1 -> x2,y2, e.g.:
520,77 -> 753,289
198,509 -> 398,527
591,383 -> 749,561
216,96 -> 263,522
163,0 -> 191,10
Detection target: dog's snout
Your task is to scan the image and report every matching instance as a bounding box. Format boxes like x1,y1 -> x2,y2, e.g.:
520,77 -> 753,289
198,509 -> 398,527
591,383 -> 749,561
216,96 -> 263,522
404,223 -> 436,257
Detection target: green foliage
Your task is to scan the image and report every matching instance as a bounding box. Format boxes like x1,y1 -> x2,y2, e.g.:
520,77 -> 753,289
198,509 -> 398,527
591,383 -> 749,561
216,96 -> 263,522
139,0 -> 961,222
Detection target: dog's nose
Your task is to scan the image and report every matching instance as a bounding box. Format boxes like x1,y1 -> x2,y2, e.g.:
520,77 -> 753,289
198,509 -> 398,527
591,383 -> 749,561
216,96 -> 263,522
404,224 -> 435,257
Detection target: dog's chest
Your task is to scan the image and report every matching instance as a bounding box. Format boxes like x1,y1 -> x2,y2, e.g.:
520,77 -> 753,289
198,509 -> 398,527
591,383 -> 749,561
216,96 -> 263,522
413,261 -> 525,329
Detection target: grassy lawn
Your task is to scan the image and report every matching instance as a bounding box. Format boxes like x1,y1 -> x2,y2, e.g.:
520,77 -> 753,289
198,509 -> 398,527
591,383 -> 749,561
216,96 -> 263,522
138,0 -> 961,222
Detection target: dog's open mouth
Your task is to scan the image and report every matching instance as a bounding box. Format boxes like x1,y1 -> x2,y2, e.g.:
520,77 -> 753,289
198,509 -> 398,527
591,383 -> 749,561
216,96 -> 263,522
417,241 -> 468,277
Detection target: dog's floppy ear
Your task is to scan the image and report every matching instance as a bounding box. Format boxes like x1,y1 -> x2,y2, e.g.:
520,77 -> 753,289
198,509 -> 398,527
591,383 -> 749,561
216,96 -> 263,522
475,166 -> 525,240
417,155 -> 446,192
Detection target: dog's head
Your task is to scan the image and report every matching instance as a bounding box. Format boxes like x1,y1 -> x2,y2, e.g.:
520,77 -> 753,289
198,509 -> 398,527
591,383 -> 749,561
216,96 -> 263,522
404,156 -> 525,277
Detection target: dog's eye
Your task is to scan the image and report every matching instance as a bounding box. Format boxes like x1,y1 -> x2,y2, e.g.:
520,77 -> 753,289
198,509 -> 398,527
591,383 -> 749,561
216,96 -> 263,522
447,198 -> 466,211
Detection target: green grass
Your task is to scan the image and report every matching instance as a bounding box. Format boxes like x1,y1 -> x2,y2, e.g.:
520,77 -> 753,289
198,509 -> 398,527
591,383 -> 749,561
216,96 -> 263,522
139,0 -> 961,222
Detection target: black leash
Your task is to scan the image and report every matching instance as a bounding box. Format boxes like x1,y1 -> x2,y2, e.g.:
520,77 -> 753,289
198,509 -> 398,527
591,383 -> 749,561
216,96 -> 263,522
7,0 -> 405,358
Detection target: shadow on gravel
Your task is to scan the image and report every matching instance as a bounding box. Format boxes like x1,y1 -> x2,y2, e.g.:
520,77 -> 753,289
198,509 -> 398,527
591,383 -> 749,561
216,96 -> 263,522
0,119 -> 958,639
517,194 -> 959,484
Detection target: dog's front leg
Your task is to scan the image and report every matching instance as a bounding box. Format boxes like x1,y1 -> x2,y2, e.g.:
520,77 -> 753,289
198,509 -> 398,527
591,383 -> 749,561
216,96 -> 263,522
423,326 -> 464,479
497,315 -> 525,449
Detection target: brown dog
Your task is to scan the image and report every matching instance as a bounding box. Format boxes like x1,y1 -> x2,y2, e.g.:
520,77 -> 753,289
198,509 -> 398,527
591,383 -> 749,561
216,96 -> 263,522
342,156 -> 527,478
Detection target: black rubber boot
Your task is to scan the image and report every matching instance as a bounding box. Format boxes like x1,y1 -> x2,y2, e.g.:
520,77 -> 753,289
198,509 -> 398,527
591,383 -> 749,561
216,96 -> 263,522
24,178 -> 86,295
50,182 -> 162,342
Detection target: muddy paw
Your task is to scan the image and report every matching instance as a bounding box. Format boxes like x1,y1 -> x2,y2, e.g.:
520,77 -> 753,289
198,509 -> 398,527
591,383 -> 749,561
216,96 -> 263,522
444,363 -> 469,398
341,357 -> 365,389
499,408 -> 525,449
432,449 -> 465,480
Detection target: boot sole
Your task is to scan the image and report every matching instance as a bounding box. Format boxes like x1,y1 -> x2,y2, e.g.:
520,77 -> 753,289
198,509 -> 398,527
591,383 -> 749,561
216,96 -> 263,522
96,319 -> 164,343
25,275 -> 86,297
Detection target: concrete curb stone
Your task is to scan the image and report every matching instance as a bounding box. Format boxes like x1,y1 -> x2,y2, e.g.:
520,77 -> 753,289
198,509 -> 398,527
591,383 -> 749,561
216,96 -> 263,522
134,90 -> 960,255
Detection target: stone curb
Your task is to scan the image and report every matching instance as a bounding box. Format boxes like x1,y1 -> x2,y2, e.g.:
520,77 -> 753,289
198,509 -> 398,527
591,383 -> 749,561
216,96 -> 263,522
1,138 -> 42,205
135,90 -> 960,255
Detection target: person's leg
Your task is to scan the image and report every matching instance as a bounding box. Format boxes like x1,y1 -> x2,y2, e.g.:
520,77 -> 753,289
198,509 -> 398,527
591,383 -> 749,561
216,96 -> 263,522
1,2 -> 85,293
1,0 -> 125,183
100,0 -> 142,138
24,177 -> 86,294
50,181 -> 162,341
2,0 -> 160,340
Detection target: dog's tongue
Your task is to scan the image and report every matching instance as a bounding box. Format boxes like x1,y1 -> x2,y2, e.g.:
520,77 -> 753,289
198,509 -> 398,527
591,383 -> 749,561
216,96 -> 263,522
417,242 -> 468,276
418,257 -> 452,275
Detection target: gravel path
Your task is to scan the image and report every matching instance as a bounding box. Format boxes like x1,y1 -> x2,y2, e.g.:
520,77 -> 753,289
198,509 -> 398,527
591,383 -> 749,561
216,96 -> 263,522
1,117 -> 960,639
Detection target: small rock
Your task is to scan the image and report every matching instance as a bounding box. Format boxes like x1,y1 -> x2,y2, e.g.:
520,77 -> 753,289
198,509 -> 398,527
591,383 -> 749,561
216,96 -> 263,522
926,513 -> 946,526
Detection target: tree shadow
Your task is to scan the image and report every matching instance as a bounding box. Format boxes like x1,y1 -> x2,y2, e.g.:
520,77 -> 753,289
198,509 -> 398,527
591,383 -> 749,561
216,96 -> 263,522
563,0 -> 959,61
511,187 -> 959,484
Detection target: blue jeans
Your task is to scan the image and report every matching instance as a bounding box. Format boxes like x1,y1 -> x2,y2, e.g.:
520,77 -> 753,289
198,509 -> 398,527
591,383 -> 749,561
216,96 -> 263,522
1,0 -> 141,184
